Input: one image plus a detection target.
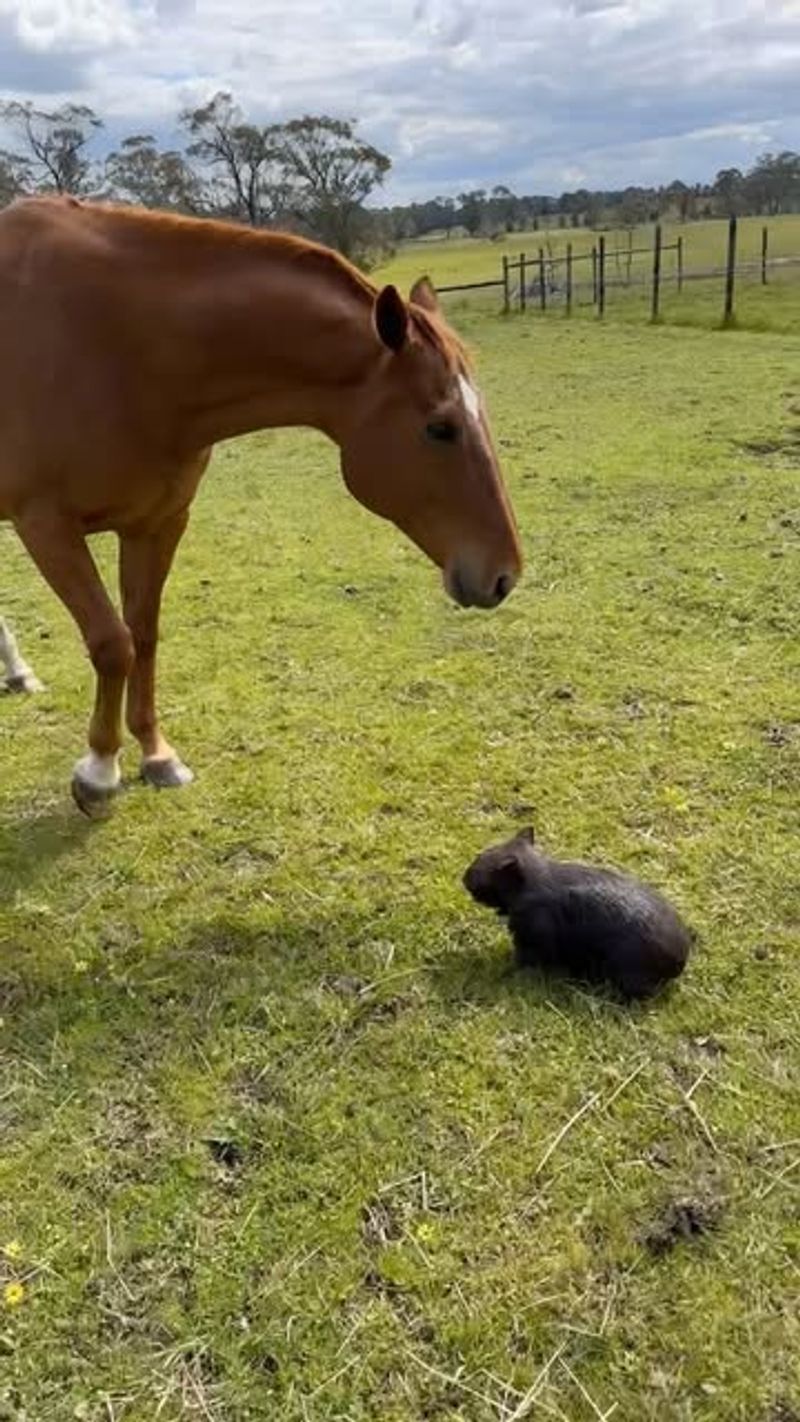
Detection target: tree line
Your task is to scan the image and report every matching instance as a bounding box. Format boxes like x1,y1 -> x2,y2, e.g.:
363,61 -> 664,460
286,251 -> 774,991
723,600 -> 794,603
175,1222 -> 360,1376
0,93 -> 390,261
2,91 -> 799,263
376,153 -> 800,242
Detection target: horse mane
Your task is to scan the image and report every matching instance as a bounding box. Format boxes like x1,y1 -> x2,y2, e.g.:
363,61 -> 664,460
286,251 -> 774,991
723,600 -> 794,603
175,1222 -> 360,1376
54,198 -> 472,374
407,304 -> 471,374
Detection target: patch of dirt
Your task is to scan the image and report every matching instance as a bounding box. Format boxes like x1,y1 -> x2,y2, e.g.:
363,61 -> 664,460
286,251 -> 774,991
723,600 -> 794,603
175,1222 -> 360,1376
640,1194 -> 724,1255
687,1034 -> 727,1057
203,1136 -> 244,1170
762,1405 -> 800,1422
738,432 -> 800,467
361,1196 -> 403,1248
645,1142 -> 674,1170
322,973 -> 367,998
214,842 -> 279,876
363,1267 -> 405,1299
361,994 -> 413,1023
763,722 -> 798,748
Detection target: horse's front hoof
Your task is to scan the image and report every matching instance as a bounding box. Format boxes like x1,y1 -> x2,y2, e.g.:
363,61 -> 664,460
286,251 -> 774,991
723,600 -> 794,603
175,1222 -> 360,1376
71,751 -> 122,817
3,671 -> 44,694
71,774 -> 118,819
141,756 -> 194,790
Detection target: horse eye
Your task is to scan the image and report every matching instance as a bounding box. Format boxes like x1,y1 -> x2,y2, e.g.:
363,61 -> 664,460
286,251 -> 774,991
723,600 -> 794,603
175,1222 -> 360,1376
426,419 -> 458,443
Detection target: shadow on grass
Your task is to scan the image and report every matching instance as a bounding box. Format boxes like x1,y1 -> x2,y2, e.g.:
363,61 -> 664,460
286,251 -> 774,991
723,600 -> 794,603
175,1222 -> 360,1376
429,939 -> 672,1022
0,798 -> 99,891
4,906 -> 418,1069
2,900 -> 664,1095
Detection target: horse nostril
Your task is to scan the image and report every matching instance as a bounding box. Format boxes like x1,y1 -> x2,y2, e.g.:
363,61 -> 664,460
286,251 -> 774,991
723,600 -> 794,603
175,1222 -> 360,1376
494,573 -> 514,604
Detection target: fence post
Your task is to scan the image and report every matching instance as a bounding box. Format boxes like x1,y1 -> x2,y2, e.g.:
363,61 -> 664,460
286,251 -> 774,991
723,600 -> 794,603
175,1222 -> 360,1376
723,215 -> 738,326
592,246 -> 598,304
519,251 -> 526,313
538,246 -> 547,311
627,227 -> 633,285
651,223 -> 662,322
566,242 -> 573,317
677,235 -> 684,294
598,234 -> 606,318
502,254 -> 510,314
761,225 -> 768,285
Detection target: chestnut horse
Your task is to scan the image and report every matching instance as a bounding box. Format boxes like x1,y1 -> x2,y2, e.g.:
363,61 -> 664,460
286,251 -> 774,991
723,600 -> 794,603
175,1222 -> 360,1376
0,196 -> 521,812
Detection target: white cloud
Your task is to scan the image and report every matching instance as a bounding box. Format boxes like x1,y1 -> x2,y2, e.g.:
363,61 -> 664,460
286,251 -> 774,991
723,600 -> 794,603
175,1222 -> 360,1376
0,0 -> 798,198
0,0 -> 147,51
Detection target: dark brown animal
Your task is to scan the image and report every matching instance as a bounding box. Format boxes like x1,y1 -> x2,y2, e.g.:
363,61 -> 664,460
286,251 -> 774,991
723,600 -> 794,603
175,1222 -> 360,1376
0,197 -> 522,811
464,827 -> 692,998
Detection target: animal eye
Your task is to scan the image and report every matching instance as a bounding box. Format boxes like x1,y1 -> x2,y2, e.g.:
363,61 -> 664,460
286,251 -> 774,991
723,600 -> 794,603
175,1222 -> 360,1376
426,419 -> 458,443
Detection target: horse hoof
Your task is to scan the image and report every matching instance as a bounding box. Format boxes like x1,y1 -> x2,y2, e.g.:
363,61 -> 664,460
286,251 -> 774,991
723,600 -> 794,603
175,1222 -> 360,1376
141,756 -> 194,789
71,774 -> 117,819
3,672 -> 44,694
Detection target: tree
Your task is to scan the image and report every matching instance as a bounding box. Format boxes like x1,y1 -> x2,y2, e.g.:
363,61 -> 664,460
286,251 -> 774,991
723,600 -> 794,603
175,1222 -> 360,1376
457,190 -> 487,236
0,150 -> 30,207
744,151 -> 800,215
279,115 -> 391,258
713,167 -> 745,216
618,186 -> 651,228
0,101 -> 102,194
664,179 -> 694,222
178,91 -> 287,225
104,135 -> 201,212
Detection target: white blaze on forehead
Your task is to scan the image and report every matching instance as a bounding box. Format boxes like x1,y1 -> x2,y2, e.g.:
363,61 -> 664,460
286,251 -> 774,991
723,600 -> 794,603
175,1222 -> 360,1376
458,373 -> 481,423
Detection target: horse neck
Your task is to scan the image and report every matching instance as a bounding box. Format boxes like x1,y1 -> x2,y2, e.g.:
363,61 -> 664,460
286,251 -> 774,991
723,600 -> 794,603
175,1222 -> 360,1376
172,239 -> 378,448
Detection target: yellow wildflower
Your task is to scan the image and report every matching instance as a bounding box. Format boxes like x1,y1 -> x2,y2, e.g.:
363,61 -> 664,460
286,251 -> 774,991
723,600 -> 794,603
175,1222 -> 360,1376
3,1282 -> 25,1308
2,1241 -> 22,1260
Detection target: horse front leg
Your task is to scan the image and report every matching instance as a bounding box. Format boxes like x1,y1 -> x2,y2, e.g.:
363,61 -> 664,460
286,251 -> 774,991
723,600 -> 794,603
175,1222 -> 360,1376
0,617 -> 44,693
120,511 -> 193,789
14,510 -> 133,814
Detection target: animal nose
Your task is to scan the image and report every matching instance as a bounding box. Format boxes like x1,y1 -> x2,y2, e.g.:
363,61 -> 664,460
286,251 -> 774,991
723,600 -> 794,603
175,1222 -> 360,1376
493,572 -> 515,605
445,562 -> 518,609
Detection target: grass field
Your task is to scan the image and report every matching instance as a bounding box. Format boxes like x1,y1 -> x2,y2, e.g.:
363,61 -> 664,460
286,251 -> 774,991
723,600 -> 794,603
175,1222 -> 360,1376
384,215 -> 800,334
1,284 -> 799,1419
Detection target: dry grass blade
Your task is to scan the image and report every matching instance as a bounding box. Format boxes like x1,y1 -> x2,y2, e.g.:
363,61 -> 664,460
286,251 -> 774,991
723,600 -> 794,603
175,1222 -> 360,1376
535,1092 -> 601,1177
406,1348 -> 511,1416
506,1341 -> 568,1421
758,1155 -> 800,1200
560,1359 -> 618,1421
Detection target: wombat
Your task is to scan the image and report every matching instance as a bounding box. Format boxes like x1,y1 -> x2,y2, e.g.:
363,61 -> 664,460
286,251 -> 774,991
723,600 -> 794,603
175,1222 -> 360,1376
463,827 -> 693,999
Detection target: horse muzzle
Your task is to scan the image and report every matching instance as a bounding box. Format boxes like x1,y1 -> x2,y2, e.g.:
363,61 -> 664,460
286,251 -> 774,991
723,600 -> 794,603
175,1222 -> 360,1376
445,562 -> 518,610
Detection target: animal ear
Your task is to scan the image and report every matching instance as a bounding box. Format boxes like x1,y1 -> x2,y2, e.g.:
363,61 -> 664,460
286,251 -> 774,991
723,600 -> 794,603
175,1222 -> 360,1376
410,275 -> 440,313
374,285 -> 409,353
518,825 -> 536,844
494,854 -> 526,898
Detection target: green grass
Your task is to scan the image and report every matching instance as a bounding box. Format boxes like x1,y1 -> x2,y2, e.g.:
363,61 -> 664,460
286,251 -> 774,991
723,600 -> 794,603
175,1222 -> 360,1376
1,302 -> 799,1420
385,215 -> 800,334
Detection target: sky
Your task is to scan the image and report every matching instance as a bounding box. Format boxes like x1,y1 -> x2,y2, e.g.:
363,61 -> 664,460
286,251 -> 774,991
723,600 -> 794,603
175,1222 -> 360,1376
0,0 -> 799,203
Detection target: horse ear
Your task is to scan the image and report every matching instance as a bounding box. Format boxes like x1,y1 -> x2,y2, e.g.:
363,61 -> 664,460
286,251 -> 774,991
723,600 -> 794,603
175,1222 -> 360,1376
518,825 -> 535,844
410,275 -> 439,313
375,285 -> 409,353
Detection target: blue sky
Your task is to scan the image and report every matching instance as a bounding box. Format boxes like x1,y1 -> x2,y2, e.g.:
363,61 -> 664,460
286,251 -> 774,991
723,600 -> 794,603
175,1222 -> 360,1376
1,0 -> 799,201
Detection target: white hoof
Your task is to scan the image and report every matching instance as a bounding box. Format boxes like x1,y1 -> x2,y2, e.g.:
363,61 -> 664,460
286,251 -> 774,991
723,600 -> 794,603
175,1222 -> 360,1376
3,670 -> 44,694
71,751 -> 122,817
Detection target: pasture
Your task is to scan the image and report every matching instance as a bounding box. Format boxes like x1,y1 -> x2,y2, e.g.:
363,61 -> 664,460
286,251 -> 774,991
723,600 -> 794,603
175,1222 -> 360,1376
1,290 -> 799,1419
387,215 -> 800,334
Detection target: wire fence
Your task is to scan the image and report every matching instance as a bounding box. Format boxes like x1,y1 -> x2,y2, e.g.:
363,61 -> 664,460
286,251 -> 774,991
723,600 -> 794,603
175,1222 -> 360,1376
435,218 -> 800,328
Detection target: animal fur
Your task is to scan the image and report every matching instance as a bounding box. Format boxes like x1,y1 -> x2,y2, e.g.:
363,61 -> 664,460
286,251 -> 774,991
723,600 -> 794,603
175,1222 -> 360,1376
463,827 -> 693,999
